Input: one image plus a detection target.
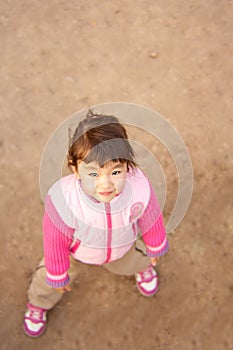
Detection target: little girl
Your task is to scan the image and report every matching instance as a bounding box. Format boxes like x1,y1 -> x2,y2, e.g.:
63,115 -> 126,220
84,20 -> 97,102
24,110 -> 169,338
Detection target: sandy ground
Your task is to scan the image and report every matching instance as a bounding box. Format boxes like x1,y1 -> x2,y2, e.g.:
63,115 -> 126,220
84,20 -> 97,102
0,1 -> 233,349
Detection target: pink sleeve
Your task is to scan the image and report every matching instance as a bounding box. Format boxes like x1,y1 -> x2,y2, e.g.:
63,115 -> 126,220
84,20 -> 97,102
137,182 -> 169,258
43,196 -> 75,288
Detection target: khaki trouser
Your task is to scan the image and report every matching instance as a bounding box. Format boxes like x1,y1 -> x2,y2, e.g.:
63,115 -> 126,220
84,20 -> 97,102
27,240 -> 150,310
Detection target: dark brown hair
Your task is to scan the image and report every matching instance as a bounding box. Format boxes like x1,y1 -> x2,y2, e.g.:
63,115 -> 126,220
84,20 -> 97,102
68,109 -> 137,171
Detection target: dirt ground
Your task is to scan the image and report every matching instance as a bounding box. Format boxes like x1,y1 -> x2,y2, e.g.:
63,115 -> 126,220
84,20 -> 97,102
0,1 -> 233,349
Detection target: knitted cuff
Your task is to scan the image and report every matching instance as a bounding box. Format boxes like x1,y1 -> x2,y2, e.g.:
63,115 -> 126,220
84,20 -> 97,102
146,240 -> 169,258
46,273 -> 70,288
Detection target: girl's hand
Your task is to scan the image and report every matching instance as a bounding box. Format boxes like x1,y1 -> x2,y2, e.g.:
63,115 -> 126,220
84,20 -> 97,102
150,257 -> 160,266
54,283 -> 72,294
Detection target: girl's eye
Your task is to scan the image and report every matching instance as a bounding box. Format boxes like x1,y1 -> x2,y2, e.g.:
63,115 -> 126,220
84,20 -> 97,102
112,170 -> 121,175
89,173 -> 98,177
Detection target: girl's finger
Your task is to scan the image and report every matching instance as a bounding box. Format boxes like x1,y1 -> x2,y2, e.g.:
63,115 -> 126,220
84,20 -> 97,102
66,285 -> 71,292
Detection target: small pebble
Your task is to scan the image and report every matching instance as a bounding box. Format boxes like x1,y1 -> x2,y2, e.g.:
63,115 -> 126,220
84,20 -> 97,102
149,52 -> 158,58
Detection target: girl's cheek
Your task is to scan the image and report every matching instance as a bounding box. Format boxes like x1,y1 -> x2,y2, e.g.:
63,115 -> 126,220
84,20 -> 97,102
87,180 -> 96,191
81,177 -> 96,193
116,178 -> 126,193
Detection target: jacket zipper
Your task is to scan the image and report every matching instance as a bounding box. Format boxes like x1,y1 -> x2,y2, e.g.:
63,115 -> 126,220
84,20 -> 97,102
104,202 -> 112,263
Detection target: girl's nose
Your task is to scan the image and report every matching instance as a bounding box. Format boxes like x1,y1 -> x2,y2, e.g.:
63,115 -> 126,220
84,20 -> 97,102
98,175 -> 113,190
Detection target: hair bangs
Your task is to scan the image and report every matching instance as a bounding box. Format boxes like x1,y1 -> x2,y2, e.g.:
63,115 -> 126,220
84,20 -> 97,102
83,138 -> 135,167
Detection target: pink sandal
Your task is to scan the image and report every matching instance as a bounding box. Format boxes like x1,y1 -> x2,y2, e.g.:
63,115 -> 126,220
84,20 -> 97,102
23,303 -> 47,338
135,265 -> 159,297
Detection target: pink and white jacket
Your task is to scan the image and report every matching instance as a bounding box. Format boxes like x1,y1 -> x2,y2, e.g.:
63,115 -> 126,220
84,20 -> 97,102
43,168 -> 169,288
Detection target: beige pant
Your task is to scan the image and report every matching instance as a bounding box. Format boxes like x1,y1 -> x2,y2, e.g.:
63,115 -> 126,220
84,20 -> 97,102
27,240 -> 150,310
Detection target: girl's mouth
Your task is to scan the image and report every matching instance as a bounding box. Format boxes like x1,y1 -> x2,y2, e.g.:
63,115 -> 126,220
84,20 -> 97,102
98,191 -> 113,196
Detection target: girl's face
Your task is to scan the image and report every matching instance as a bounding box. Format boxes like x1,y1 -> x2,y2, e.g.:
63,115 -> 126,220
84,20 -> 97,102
75,160 -> 127,202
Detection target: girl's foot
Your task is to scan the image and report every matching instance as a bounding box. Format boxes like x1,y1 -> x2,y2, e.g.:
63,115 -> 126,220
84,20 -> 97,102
135,265 -> 159,297
23,303 -> 47,337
